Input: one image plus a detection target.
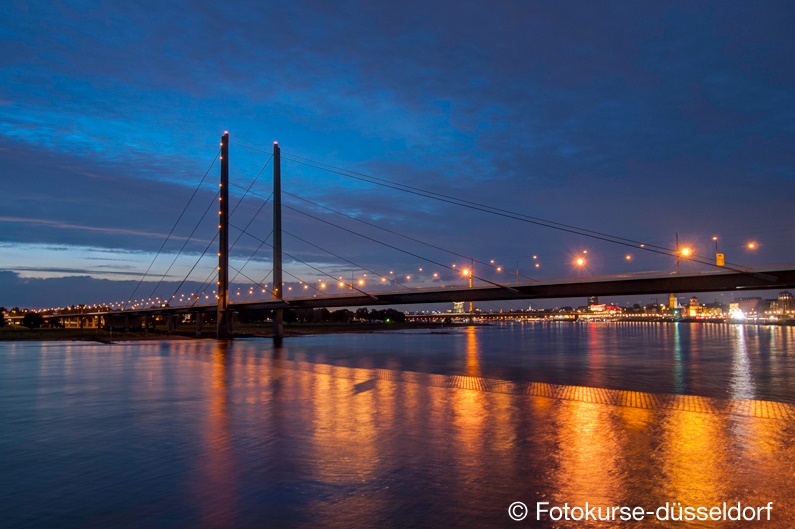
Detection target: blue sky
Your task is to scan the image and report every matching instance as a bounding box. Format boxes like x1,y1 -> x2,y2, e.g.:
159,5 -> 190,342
1,1 -> 794,309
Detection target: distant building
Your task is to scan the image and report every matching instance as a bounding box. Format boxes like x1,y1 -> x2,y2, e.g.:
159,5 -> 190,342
734,297 -> 762,314
687,297 -> 702,317
644,303 -> 662,314
453,302 -> 465,313
589,304 -> 622,314
669,293 -> 678,309
762,292 -> 795,317
588,296 -> 599,306
757,299 -> 774,313
779,291 -> 795,311
703,302 -> 726,316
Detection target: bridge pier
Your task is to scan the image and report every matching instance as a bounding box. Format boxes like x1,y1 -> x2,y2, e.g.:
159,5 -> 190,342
166,315 -> 177,334
195,313 -> 203,337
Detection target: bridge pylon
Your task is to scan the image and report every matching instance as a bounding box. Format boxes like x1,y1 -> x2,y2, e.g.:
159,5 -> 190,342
272,141 -> 284,341
217,131 -> 230,339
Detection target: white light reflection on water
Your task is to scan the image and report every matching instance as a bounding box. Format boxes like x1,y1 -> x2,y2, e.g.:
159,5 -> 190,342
730,325 -> 756,401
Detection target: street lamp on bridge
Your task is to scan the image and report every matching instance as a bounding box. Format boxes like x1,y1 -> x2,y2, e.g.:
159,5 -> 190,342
713,236 -> 725,267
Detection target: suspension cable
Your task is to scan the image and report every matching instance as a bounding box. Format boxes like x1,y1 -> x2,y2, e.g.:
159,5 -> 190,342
230,222 -> 380,300
125,150 -> 219,307
282,152 -> 751,272
282,203 -> 518,291
284,229 -> 413,290
284,190 -> 538,282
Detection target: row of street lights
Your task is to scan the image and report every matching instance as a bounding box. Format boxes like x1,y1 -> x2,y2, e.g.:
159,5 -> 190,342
239,237 -> 746,297
569,236 -> 761,271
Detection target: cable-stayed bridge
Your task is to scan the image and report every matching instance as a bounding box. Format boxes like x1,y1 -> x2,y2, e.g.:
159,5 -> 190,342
35,133 -> 795,339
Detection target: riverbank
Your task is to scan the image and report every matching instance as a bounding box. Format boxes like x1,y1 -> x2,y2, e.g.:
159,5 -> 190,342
0,326 -> 188,342
4,317 -> 791,342
0,321 -> 477,342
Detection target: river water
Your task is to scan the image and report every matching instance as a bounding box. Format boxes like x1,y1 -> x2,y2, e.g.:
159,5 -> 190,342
1,322 -> 794,528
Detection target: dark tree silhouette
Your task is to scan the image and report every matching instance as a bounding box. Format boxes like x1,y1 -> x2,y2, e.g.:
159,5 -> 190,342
22,312 -> 44,329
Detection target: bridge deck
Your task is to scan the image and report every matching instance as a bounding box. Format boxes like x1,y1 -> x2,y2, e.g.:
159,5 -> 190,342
46,266 -> 795,318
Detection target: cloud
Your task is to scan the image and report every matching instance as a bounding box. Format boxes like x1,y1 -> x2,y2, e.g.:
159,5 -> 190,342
1,0 -> 794,307
0,216 -> 173,239
0,139 -> 219,253
0,266 -> 137,277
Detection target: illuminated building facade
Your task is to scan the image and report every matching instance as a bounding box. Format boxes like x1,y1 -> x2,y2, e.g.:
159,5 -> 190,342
779,291 -> 794,311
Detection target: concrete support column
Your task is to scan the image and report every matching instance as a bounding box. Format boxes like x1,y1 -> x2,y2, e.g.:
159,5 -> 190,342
195,313 -> 203,337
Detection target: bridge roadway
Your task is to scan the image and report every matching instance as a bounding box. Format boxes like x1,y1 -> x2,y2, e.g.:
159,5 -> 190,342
53,266 -> 795,320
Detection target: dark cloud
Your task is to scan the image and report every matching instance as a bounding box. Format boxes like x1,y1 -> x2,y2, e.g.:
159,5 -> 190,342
1,0 -> 794,307
0,139 -> 221,252
0,266 -> 135,276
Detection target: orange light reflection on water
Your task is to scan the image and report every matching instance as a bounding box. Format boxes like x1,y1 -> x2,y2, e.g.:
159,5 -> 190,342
180,341 -> 795,527
196,342 -> 238,529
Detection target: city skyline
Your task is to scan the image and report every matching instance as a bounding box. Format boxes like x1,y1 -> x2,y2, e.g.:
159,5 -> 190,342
2,1 -> 795,308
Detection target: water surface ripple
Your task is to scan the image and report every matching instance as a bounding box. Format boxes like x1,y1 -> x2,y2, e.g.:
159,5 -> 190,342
1,323 -> 793,528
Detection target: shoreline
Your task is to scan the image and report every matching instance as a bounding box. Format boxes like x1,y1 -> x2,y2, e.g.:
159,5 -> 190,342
1,318 -> 792,343
0,321 -> 478,343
